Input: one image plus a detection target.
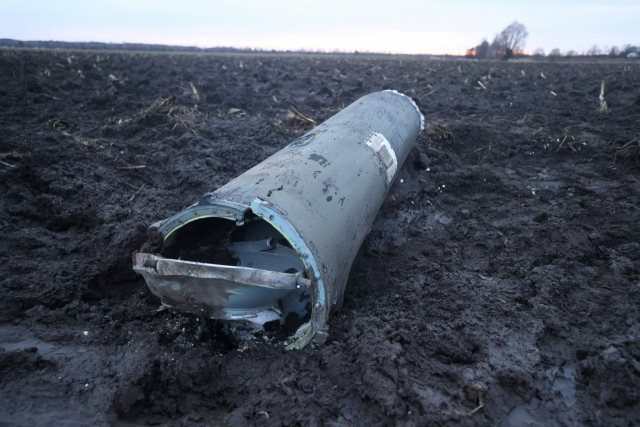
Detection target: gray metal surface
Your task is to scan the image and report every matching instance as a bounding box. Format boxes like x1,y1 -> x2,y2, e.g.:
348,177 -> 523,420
133,90 -> 424,349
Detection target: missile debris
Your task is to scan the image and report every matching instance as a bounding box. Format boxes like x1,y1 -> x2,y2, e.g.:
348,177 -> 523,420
133,90 -> 424,349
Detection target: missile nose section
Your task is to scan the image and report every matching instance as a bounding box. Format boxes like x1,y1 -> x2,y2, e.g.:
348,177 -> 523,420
133,90 -> 424,349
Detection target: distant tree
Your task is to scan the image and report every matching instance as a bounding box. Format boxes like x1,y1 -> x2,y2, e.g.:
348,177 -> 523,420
621,44 -> 637,56
533,48 -> 545,57
549,48 -> 562,57
496,21 -> 528,59
587,45 -> 601,56
566,50 -> 577,57
608,46 -> 619,57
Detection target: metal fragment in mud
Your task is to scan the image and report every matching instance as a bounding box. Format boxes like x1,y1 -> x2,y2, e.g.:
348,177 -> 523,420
133,90 -> 424,349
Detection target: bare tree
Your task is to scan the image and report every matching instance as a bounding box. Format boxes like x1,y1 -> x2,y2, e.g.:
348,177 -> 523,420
587,45 -> 601,56
533,48 -> 545,57
621,44 -> 638,56
496,21 -> 528,59
548,48 -> 562,57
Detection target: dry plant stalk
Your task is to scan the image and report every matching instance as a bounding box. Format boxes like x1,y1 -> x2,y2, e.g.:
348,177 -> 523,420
0,152 -> 33,161
125,96 -> 203,133
227,108 -> 246,116
145,96 -> 177,116
0,160 -> 16,168
46,119 -> 71,130
425,123 -> 455,142
0,152 -> 34,168
180,83 -> 200,104
129,184 -> 145,202
117,165 -> 146,170
598,80 -> 607,112
189,82 -> 200,103
287,107 -> 316,125
73,135 -> 105,151
613,138 -> 640,163
557,135 -> 568,152
446,384 -> 485,418
274,119 -> 287,133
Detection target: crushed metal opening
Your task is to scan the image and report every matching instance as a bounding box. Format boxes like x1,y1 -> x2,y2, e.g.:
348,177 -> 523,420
161,216 -> 304,275
134,210 -> 313,339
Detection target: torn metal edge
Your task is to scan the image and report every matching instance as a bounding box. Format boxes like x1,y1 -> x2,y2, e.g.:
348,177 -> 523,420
132,252 -> 303,325
133,253 -> 302,291
249,198 -> 327,349
157,198 -> 249,242
144,196 -> 325,350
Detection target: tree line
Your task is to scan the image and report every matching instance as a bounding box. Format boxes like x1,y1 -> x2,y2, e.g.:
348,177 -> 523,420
466,22 -> 528,59
0,38 -> 266,53
0,39 -> 393,56
531,45 -> 639,58
466,22 -> 639,59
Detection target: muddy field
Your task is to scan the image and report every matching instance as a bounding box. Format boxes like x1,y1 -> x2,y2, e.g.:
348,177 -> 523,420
1,49 -> 639,426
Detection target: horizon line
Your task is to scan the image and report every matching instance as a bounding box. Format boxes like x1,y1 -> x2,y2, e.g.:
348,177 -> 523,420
4,38 -> 636,57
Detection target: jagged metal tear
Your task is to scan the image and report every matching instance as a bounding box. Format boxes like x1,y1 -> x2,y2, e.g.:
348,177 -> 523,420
133,209 -> 313,328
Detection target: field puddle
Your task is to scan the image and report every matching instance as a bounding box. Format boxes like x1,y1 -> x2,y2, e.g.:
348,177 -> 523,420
509,363 -> 580,426
0,337 -> 89,355
0,338 -> 58,352
545,364 -> 579,407
508,400 -> 547,427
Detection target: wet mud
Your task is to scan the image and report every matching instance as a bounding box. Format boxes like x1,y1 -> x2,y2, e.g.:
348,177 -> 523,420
1,49 -> 640,426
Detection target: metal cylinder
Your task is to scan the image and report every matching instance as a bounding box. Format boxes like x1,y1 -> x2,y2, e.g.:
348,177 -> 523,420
133,90 -> 424,349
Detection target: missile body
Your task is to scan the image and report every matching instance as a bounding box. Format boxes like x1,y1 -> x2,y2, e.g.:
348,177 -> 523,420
134,90 -> 424,349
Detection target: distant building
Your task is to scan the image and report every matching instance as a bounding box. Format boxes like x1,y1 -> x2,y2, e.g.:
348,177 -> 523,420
628,52 -> 639,58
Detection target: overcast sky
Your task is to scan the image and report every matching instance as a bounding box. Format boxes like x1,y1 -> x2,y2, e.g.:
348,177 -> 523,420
1,0 -> 638,55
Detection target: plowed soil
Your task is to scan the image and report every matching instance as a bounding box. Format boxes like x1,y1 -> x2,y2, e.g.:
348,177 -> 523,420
1,49 -> 640,426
